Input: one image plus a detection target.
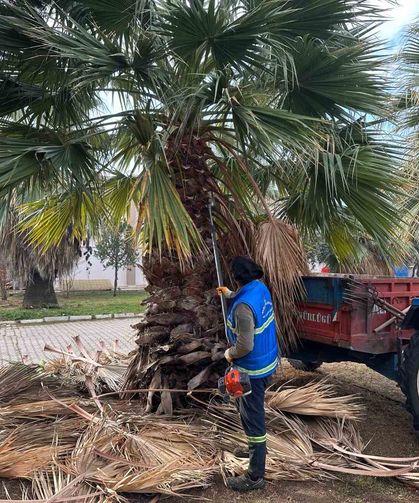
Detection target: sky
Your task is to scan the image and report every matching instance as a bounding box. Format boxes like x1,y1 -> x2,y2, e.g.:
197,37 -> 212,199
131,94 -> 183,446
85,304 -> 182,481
377,0 -> 419,44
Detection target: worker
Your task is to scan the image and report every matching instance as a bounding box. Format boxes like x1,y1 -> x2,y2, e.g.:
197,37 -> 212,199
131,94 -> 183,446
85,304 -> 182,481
217,256 -> 279,492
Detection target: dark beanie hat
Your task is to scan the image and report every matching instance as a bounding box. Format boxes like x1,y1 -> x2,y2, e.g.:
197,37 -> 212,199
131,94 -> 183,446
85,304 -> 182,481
231,256 -> 264,285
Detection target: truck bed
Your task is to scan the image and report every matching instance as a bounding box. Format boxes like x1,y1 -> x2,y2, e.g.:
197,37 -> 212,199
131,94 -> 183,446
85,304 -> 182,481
297,275 -> 419,354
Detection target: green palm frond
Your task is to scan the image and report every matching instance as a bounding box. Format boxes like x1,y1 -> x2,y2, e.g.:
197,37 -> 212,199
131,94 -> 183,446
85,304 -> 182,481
0,130 -> 99,195
230,102 -> 321,154
0,3 -> 131,92
158,0 -> 289,71
136,163 -> 204,260
397,19 -> 419,129
102,167 -> 204,262
281,123 -> 405,261
17,190 -> 100,253
279,36 -> 386,119
265,0 -> 389,40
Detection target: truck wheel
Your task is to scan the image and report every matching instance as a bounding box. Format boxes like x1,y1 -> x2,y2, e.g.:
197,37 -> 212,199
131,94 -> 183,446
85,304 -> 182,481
288,359 -> 322,372
399,331 -> 419,431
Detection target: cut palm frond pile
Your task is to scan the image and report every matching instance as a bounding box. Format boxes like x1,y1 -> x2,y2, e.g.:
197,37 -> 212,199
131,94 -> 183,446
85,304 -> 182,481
43,336 -> 130,409
0,357 -> 419,501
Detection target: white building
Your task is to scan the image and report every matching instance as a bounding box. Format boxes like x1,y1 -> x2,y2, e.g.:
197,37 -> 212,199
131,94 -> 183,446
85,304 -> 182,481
59,205 -> 147,291
63,244 -> 146,290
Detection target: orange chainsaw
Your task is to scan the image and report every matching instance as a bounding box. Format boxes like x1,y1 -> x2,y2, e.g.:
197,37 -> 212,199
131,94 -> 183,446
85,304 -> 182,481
218,367 -> 252,398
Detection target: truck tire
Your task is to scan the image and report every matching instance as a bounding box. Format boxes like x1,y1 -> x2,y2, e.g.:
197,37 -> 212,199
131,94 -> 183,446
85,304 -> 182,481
399,331 -> 419,431
288,359 -> 322,372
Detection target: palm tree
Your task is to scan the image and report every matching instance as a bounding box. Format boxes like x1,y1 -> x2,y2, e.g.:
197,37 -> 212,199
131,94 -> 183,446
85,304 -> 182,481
0,0 -> 405,409
395,17 -> 419,273
0,204 -> 80,308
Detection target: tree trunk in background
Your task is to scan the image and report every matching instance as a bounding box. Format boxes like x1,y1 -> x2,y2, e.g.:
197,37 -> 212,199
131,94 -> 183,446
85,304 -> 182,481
124,137 -> 230,413
113,261 -> 118,297
23,270 -> 58,308
0,263 -> 7,301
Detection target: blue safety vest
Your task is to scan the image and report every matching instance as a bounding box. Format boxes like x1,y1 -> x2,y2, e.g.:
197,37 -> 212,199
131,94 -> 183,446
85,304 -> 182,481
226,280 -> 279,379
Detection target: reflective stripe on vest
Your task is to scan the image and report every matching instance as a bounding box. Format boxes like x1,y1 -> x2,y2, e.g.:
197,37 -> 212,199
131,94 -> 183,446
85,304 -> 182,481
234,356 -> 278,377
227,312 -> 275,336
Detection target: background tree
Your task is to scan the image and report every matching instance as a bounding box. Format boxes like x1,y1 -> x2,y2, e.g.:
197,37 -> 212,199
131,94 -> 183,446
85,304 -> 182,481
0,213 -> 80,308
0,260 -> 8,301
2,239 -> 79,308
0,0 -> 407,410
95,223 -> 139,296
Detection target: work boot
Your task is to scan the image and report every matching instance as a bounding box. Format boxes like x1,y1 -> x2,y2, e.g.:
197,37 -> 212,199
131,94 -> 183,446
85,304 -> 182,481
233,447 -> 249,458
226,473 -> 265,492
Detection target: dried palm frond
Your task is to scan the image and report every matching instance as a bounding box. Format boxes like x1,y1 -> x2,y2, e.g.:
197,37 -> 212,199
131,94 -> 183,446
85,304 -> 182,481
198,400 -> 318,478
0,440 -> 66,479
267,380 -> 363,420
0,471 -> 121,502
306,416 -> 364,453
43,337 -> 130,398
1,362 -> 419,496
4,380 -> 80,407
0,399 -> 95,424
1,210 -> 79,285
253,219 -> 309,352
0,418 -> 84,478
0,364 -> 42,403
66,411 -> 217,496
203,400 -> 419,486
32,470 -> 116,503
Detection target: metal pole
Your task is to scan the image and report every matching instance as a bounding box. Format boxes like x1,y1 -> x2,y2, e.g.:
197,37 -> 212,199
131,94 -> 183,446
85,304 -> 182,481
208,196 -> 229,341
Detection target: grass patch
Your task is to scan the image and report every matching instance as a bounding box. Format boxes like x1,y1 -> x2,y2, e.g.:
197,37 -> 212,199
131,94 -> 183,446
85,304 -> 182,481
0,290 -> 147,321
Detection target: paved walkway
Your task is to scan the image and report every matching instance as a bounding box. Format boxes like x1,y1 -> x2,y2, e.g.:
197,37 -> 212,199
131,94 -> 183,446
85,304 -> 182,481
0,318 -> 138,364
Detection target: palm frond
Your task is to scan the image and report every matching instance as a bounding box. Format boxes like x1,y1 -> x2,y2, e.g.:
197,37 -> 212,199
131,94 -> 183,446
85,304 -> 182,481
279,36 -> 386,119
0,130 -> 99,195
17,190 -> 99,253
267,380 -> 363,420
253,219 -> 308,352
1,208 -> 80,282
136,164 -> 205,261
281,123 -> 406,263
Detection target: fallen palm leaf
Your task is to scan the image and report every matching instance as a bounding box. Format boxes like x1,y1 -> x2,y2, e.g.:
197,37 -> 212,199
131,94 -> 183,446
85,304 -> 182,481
0,418 -> 84,478
65,414 -> 217,496
267,380 -> 363,420
43,338 -> 131,411
31,470 -> 120,503
1,361 -> 419,498
0,364 -> 42,403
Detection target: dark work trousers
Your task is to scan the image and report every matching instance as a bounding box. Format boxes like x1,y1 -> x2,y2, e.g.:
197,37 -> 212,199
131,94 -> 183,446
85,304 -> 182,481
236,376 -> 270,479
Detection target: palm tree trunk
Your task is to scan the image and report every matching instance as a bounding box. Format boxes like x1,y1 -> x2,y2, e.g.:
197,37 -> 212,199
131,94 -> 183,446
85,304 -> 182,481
124,137 -> 230,412
23,270 -> 58,308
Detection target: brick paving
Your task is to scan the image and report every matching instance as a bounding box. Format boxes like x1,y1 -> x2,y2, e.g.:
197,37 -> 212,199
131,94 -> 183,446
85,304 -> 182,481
0,318 -> 138,364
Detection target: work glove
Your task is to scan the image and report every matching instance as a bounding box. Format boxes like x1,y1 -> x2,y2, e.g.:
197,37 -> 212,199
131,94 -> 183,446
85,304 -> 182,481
216,286 -> 231,296
224,348 -> 233,363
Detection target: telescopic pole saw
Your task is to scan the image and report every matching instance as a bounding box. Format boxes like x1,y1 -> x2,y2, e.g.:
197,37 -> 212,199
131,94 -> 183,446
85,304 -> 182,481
208,195 -> 228,342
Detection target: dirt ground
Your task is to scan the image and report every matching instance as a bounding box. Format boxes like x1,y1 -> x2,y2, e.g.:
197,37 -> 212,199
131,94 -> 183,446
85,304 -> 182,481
1,360 -> 419,502
169,360 -> 419,503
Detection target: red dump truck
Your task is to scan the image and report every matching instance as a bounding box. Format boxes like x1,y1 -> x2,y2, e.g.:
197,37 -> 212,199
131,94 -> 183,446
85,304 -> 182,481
288,274 -> 419,429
